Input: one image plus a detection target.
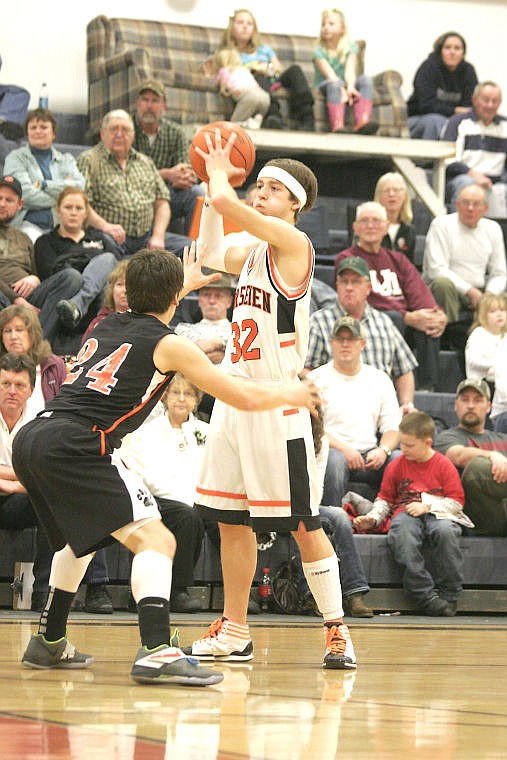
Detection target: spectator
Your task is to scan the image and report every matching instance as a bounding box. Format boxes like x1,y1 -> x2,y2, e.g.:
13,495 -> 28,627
34,186 -> 120,332
132,80 -> 205,236
465,292 -> 507,385
220,9 -> 315,131
423,184 -> 506,326
118,373 -> 207,613
174,273 -> 234,363
335,202 -> 448,391
0,54 -> 29,140
313,8 -> 377,134
306,255 -> 417,411
0,175 -> 81,343
308,316 -> 401,509
374,172 -> 416,263
443,81 -> 507,215
213,48 -> 270,129
81,260 -> 129,342
3,109 -> 85,241
77,110 -> 191,256
435,379 -> 507,536
354,411 -> 471,616
407,31 -> 478,140
0,352 -> 53,609
0,304 -> 114,614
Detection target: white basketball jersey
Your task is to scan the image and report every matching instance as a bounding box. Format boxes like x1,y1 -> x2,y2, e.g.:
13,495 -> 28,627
222,238 -> 315,381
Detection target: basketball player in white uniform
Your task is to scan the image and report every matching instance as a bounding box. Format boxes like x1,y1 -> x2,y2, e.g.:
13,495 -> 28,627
185,130 -> 357,669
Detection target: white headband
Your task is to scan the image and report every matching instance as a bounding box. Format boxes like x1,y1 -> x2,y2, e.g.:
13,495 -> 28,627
257,166 -> 307,209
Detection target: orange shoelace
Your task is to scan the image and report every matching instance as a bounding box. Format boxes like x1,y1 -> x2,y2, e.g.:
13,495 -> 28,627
325,625 -> 346,656
199,618 -> 224,641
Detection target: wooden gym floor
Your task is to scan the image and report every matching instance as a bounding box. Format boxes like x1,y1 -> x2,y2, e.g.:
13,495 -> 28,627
1,610 -> 506,759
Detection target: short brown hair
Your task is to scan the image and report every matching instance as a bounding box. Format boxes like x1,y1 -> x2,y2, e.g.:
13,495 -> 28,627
126,249 -> 183,314
399,411 -> 435,441
25,108 -> 57,135
0,352 -> 36,388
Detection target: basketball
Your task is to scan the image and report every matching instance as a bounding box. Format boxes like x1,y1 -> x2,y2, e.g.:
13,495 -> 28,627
190,121 -> 256,187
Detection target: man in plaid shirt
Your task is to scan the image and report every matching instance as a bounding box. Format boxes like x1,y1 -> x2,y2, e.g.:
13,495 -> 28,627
305,256 -> 417,413
133,80 -> 205,236
77,110 -> 191,257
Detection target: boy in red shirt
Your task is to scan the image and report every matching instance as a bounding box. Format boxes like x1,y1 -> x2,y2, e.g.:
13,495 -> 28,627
354,411 -> 472,616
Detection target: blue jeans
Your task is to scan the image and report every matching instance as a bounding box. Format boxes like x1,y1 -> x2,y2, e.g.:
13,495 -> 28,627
70,252 -> 118,317
323,447 -> 398,507
319,74 -> 374,104
387,510 -> 463,604
319,505 -> 369,597
408,113 -> 447,140
29,268 -> 82,343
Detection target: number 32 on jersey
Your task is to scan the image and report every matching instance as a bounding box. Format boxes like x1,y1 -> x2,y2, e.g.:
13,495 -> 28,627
230,319 -> 260,363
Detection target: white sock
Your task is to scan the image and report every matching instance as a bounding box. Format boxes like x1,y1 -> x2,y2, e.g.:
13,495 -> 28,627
49,544 -> 94,593
131,550 -> 172,602
303,554 -> 344,622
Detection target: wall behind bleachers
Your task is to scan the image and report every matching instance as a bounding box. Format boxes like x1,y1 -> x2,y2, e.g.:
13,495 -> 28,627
3,1 -> 507,117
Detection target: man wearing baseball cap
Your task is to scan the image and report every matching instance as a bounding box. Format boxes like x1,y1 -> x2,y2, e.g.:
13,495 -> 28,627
0,175 -> 80,340
133,79 -> 205,236
435,378 -> 507,535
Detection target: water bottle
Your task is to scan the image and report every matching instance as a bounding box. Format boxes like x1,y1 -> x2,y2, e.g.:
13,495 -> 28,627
39,83 -> 49,109
266,62 -> 280,92
258,567 -> 272,612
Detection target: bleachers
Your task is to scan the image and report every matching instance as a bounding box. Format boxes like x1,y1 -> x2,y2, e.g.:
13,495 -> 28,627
1,107 -> 504,617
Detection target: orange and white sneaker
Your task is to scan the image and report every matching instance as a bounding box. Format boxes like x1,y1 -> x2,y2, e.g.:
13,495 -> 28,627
182,617 -> 253,662
323,623 -> 357,670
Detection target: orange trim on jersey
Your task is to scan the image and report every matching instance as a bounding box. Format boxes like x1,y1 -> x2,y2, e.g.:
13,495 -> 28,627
196,486 -> 249,500
279,338 -> 296,348
283,408 -> 299,416
248,499 -> 291,507
266,238 -> 314,300
101,375 -> 173,438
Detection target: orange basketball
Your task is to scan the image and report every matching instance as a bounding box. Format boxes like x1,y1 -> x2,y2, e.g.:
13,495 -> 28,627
190,121 -> 256,187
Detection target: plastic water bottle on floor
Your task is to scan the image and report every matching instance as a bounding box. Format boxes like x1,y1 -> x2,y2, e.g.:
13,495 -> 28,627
258,567 -> 273,612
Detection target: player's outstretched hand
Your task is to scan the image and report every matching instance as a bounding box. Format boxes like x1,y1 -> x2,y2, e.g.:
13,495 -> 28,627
182,241 -> 222,297
194,128 -> 246,185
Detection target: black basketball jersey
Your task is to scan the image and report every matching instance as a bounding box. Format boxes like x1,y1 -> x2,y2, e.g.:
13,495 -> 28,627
44,312 -> 174,448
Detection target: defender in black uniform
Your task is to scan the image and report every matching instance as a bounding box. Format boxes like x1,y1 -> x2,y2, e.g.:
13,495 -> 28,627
13,246 -> 317,686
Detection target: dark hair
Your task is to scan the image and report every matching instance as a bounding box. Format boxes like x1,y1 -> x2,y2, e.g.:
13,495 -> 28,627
126,249 -> 184,314
433,31 -> 466,58
399,411 -> 435,441
0,304 -> 52,365
0,352 -> 36,388
24,108 -> 57,136
262,158 -> 318,215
